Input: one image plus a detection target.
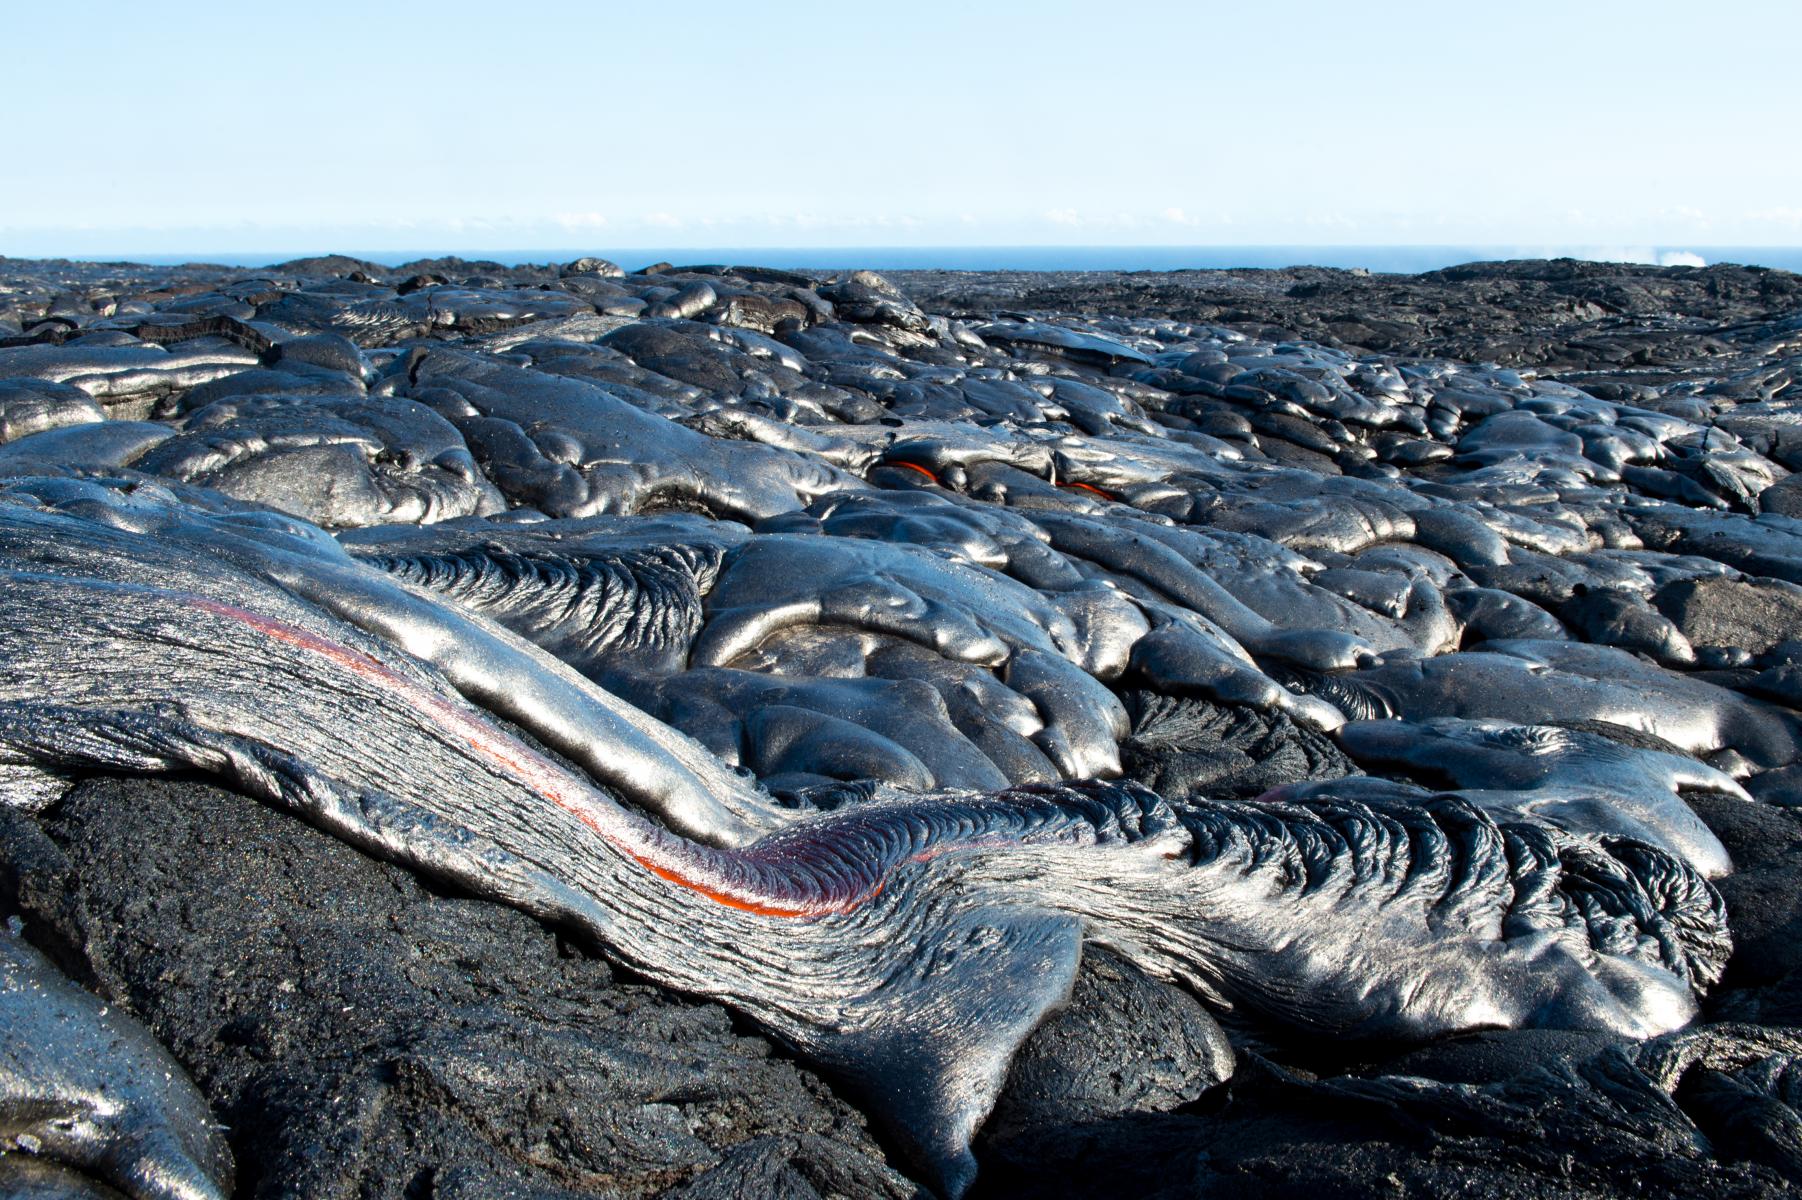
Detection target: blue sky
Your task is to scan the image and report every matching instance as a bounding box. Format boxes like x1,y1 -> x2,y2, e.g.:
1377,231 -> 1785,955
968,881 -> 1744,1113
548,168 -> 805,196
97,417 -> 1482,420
5,0 -> 1799,257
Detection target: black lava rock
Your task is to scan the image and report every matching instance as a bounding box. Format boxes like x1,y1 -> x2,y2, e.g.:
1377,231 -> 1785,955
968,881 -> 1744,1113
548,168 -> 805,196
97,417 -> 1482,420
0,777 -> 915,1200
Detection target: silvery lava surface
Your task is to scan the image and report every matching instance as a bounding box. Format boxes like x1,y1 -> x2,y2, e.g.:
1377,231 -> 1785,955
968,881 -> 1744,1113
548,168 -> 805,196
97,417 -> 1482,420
2,254 -> 1802,1197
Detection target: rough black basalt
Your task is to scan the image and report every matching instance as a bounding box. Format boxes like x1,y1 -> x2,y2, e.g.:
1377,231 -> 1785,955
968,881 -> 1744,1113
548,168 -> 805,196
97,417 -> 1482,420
4,254 -> 1802,1199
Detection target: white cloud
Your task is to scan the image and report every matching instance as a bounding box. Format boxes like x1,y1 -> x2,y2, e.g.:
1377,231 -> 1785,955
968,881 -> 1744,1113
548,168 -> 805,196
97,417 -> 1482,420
553,211 -> 609,229
1749,206 -> 1802,229
1040,208 -> 1153,231
1658,250 -> 1706,268
644,212 -> 683,229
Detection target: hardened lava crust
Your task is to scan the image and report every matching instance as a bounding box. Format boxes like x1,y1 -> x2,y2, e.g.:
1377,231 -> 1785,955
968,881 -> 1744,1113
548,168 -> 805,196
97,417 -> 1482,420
2,253 -> 1802,1199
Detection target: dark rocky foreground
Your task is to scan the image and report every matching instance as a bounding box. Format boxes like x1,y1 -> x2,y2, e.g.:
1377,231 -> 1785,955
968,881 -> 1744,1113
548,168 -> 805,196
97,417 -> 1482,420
1,777 -> 915,1200
3,254 -> 1802,1198
11,777 -> 1801,1200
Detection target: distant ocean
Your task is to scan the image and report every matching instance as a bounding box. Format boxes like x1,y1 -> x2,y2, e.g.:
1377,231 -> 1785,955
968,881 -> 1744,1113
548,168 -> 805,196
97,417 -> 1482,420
78,245 -> 1802,274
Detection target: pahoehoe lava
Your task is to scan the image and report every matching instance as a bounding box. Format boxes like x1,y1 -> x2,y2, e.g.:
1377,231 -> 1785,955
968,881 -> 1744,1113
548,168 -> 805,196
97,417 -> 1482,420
3,254 -> 1802,1198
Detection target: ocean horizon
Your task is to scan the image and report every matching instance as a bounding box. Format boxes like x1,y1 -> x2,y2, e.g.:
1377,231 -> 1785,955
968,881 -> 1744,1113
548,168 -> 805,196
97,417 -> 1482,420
23,244 -> 1802,275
